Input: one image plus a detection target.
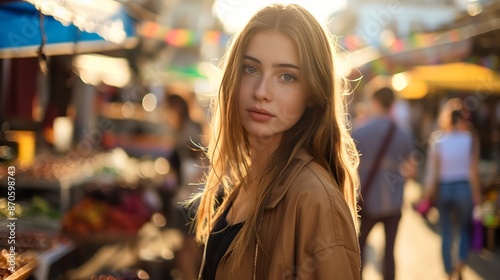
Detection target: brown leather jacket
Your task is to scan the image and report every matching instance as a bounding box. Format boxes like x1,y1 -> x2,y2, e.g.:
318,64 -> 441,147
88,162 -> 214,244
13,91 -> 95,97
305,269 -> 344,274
200,150 -> 361,280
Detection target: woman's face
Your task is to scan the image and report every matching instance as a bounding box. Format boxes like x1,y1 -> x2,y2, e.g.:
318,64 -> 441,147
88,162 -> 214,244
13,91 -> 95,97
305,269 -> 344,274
238,30 -> 308,142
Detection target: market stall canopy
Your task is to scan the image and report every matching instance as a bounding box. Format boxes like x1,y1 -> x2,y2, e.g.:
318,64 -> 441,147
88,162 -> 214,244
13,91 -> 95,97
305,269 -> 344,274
0,0 -> 138,59
392,62 -> 500,99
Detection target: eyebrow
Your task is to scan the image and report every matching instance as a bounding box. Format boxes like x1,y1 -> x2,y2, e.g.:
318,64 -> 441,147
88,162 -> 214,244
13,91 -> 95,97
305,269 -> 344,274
243,55 -> 300,70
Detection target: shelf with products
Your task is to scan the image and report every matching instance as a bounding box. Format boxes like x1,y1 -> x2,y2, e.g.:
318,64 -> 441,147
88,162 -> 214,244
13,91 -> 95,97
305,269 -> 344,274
1,145 -> 181,279
0,198 -> 74,280
96,102 -> 178,160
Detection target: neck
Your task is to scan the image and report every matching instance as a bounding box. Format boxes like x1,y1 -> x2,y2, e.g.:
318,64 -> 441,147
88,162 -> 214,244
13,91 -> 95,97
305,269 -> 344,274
369,100 -> 390,117
449,122 -> 467,132
371,108 -> 390,118
248,135 -> 281,180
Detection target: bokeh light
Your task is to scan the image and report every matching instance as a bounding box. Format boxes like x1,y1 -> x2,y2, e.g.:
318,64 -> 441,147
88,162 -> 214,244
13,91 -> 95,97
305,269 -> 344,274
213,0 -> 347,33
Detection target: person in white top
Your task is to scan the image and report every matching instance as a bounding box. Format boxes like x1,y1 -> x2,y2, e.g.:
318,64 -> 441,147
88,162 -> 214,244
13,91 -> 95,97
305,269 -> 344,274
423,98 -> 481,280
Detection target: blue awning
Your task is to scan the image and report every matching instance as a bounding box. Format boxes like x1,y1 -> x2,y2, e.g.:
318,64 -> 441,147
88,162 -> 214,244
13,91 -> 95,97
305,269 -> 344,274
0,1 -> 138,58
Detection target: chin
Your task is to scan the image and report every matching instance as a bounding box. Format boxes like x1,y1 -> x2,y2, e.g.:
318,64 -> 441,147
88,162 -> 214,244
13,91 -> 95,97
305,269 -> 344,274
246,129 -> 274,139
243,126 -> 269,137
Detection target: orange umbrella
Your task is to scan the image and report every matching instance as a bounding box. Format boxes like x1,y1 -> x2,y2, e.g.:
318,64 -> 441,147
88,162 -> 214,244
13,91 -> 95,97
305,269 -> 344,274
392,63 -> 500,99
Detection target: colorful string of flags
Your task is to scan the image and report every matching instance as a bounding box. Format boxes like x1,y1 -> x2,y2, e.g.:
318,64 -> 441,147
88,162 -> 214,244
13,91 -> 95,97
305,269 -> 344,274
343,17 -> 500,75
350,17 -> 499,57
138,19 -> 499,77
140,18 -> 499,62
341,22 -> 491,54
138,21 -> 230,48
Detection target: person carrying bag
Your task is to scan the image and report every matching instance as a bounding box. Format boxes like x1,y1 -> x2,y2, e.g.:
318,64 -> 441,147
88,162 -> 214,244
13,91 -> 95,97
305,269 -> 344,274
353,86 -> 415,280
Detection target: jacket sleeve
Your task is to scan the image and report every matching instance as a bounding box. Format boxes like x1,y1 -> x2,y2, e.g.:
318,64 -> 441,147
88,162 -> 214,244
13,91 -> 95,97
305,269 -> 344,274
293,170 -> 361,280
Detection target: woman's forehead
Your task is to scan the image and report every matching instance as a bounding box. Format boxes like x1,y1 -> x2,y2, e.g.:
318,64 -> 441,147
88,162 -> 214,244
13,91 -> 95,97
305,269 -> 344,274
243,30 -> 300,65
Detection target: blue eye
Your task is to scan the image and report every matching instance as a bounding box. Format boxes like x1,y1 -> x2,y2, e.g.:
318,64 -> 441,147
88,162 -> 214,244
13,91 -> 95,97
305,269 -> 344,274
243,65 -> 258,75
281,73 -> 296,82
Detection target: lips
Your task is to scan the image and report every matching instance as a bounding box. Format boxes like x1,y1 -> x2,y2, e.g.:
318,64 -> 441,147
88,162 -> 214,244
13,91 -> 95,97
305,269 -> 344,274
248,107 -> 273,116
247,107 -> 274,122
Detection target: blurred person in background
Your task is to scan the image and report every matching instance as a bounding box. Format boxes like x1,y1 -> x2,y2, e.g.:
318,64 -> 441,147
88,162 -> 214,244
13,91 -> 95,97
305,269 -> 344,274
353,86 -> 415,280
188,3 -> 361,279
165,93 -> 205,186
163,92 -> 206,280
156,92 -> 201,217
421,98 -> 481,280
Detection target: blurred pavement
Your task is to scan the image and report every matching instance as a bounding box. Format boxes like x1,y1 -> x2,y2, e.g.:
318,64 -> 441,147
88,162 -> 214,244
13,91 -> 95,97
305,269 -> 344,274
362,180 -> 500,280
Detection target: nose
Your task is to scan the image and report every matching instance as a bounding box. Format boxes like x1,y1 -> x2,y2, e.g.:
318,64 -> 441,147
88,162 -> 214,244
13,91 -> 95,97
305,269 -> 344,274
254,76 -> 272,101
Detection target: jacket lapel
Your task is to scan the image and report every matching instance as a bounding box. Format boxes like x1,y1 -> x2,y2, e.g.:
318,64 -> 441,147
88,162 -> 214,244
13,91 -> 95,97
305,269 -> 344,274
264,150 -> 314,209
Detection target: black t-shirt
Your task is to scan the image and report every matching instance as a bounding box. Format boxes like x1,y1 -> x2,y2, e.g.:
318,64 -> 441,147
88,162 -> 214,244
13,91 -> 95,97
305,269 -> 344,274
202,206 -> 243,280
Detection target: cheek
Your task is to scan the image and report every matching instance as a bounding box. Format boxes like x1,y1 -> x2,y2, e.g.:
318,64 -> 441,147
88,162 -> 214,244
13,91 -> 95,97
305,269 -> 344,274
238,89 -> 246,110
239,78 -> 253,97
286,91 -> 307,114
278,93 -> 307,120
239,79 -> 254,106
238,89 -> 249,121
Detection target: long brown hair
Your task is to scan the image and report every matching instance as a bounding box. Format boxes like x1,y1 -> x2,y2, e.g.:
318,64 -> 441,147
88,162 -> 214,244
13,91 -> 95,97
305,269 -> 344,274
189,3 -> 359,272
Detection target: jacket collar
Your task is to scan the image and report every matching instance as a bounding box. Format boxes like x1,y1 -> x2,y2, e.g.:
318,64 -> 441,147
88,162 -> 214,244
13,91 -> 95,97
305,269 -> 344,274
264,149 -> 314,209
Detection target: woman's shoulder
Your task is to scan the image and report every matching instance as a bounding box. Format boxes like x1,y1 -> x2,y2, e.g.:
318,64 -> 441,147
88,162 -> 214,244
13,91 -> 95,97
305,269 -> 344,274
265,149 -> 346,210
435,129 -> 473,143
288,158 -> 343,202
285,157 -> 358,249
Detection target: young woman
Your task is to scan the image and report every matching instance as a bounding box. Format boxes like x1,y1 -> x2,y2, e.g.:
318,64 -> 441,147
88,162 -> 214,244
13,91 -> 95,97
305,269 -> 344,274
189,4 -> 361,279
423,98 -> 481,280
